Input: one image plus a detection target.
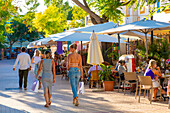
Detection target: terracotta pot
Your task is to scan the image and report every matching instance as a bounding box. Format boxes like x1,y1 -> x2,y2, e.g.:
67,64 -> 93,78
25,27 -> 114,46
103,81 -> 114,91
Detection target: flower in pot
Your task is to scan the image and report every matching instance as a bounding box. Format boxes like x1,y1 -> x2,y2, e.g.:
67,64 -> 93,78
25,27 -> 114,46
99,64 -> 115,91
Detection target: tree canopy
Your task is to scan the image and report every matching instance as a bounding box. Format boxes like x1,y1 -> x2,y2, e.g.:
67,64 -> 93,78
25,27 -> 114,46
69,6 -> 87,28
33,4 -> 67,37
72,0 -> 170,24
4,18 -> 39,45
0,0 -> 18,43
1,0 -> 169,44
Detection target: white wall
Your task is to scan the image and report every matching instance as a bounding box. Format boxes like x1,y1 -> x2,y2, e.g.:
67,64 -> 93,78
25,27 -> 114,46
121,1 -> 170,24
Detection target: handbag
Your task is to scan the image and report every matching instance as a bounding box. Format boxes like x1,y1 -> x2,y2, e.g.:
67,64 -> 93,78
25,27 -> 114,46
32,80 -> 39,92
79,82 -> 85,94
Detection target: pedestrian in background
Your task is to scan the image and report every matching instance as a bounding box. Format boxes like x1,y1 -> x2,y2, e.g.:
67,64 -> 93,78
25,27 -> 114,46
31,49 -> 42,89
36,51 -> 55,107
13,47 -> 31,90
68,44 -> 83,106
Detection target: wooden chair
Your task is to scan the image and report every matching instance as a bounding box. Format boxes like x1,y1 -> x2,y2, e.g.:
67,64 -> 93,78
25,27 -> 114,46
60,66 -> 68,80
89,70 -> 101,88
138,76 -> 162,104
83,66 -> 90,85
123,72 -> 138,96
138,76 -> 153,104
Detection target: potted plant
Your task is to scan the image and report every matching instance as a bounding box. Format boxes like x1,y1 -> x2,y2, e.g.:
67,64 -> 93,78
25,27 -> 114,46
99,64 -> 115,91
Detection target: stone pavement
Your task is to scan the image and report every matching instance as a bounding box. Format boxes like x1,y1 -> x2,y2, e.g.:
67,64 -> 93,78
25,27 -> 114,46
0,59 -> 170,113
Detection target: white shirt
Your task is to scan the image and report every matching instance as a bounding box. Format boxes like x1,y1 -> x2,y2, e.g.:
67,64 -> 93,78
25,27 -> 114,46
33,56 -> 41,64
13,52 -> 31,70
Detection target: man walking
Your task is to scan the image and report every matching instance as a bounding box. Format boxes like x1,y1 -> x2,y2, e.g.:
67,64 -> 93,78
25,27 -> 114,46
13,47 -> 31,90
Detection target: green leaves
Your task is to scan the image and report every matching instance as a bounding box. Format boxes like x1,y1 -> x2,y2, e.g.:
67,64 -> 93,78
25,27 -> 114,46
93,0 -> 125,24
99,64 -> 114,81
33,4 -> 67,37
0,0 -> 18,43
136,39 -> 170,66
4,17 -> 40,45
69,6 -> 87,28
105,44 -> 119,60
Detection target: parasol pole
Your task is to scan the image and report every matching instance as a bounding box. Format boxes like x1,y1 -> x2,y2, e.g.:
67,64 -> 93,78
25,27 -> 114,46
145,32 -> 148,58
96,65 -> 99,88
81,41 -> 83,65
93,30 -> 99,88
127,38 -> 130,54
118,34 -> 121,57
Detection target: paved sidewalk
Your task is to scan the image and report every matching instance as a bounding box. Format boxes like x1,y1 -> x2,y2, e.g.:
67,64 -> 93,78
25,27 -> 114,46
0,59 -> 170,113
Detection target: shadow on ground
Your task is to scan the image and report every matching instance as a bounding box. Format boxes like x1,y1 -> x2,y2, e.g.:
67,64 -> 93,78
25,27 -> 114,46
0,104 -> 30,113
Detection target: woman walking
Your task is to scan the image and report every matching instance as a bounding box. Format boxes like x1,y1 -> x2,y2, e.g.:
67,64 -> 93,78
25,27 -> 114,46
68,44 -> 83,106
36,51 -> 55,107
31,49 -> 42,89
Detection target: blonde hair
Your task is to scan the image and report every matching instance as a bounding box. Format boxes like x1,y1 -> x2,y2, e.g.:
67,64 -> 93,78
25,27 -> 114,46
34,49 -> 40,56
148,59 -> 156,69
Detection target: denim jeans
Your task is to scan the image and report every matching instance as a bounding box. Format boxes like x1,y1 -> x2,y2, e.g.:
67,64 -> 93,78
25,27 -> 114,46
69,67 -> 81,98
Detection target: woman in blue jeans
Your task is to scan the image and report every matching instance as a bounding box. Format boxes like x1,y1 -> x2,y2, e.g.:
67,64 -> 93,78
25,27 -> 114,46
68,44 -> 83,106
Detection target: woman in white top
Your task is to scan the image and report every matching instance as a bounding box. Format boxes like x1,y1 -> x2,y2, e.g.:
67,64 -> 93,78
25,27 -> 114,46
31,49 -> 42,89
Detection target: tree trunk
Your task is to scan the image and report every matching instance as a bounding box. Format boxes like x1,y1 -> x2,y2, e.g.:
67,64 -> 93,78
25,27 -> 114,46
9,42 -> 13,59
72,0 -> 107,24
72,0 -> 129,24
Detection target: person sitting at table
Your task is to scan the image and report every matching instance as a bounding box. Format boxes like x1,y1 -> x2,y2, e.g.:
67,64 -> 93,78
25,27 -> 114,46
144,59 -> 166,101
88,65 -> 103,75
118,60 -> 136,92
88,65 -> 103,88
118,60 -> 127,81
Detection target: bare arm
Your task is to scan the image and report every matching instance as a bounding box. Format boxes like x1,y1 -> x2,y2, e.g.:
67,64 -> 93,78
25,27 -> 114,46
36,60 -> 43,79
31,56 -> 34,63
52,60 -> 56,83
153,69 -> 162,77
67,54 -> 70,70
124,64 -> 127,71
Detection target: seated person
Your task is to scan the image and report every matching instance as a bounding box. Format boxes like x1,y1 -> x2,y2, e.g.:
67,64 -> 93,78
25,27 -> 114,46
118,60 -> 136,91
88,65 -> 103,88
118,60 -> 127,81
88,65 -> 103,75
144,59 -> 166,101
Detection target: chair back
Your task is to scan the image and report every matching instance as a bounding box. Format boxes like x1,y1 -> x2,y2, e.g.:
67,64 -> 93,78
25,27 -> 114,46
91,70 -> 100,81
83,66 -> 91,77
138,76 -> 152,86
124,72 -> 137,81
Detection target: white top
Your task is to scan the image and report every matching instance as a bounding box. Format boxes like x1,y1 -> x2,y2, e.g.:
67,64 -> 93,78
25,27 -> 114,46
33,56 -> 41,64
13,52 -> 31,70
